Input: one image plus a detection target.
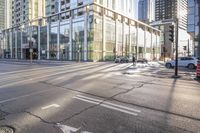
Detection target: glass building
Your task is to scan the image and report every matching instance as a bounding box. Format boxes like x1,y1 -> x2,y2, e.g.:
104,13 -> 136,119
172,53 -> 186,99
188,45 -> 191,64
0,1 -> 161,61
188,0 -> 200,57
138,0 -> 155,23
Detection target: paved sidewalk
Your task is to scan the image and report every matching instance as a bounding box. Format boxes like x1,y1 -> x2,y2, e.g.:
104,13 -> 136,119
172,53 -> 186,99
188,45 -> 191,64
0,59 -> 77,65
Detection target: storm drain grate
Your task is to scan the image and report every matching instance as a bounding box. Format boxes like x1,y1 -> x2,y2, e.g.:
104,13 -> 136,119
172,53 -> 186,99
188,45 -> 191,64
0,126 -> 14,133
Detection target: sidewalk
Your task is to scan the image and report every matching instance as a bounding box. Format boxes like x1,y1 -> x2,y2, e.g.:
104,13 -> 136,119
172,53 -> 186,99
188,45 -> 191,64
124,61 -> 198,81
0,59 -> 75,65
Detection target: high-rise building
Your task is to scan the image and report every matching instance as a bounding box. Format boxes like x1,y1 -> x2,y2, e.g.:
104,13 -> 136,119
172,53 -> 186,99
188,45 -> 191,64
0,0 -> 5,29
188,0 -> 200,57
5,0 -> 12,29
151,0 -> 190,59
138,0 -> 155,23
155,0 -> 187,29
12,0 -> 45,26
46,0 -> 136,19
1,0 -> 161,61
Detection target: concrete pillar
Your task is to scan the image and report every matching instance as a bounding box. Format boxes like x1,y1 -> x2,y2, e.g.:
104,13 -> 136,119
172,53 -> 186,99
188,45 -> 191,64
15,31 -> 17,59
69,17 -> 72,60
136,23 -> 139,60
115,19 -> 118,57
102,12 -> 106,61
47,22 -> 50,59
150,30 -> 153,60
38,25 -> 41,60
144,26 -> 147,59
10,31 -> 12,58
84,13 -> 88,61
21,31 -> 23,59
129,23 -> 132,57
122,21 -> 125,56
57,18 -> 60,60
5,32 -> 8,58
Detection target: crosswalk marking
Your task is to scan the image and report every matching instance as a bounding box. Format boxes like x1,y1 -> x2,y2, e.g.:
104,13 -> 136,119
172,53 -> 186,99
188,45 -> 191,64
73,95 -> 140,116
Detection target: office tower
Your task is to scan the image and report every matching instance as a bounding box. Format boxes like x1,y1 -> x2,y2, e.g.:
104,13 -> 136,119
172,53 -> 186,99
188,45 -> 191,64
46,0 -> 136,19
188,0 -> 200,57
138,0 -> 155,23
5,0 -> 12,29
155,0 -> 187,29
12,0 -> 45,26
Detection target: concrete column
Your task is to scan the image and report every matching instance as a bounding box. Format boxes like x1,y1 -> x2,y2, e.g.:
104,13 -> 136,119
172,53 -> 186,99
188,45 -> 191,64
150,30 -> 153,60
10,31 -> 12,58
2,34 -> 5,59
84,13 -> 88,61
136,23 -> 139,60
57,19 -> 60,60
5,32 -> 8,58
115,19 -> 118,57
122,22 -> 125,56
21,31 -> 23,59
38,25 -> 41,60
129,24 -> 132,57
15,31 -> 17,59
102,13 -> 106,61
69,17 -> 72,60
144,26 -> 147,59
47,22 -> 50,59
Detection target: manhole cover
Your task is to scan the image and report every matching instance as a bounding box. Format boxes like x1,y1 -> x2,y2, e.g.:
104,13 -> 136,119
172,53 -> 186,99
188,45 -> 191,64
0,126 -> 14,133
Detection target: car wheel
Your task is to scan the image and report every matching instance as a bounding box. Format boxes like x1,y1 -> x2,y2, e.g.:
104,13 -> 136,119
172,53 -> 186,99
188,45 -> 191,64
166,63 -> 172,68
188,64 -> 195,69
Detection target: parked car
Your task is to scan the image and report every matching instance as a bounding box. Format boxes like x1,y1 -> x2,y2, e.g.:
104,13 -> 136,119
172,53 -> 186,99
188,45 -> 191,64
115,56 -> 129,63
165,57 -> 198,69
137,58 -> 148,63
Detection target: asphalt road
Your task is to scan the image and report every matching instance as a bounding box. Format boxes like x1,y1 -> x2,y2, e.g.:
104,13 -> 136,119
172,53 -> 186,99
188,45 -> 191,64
0,61 -> 199,133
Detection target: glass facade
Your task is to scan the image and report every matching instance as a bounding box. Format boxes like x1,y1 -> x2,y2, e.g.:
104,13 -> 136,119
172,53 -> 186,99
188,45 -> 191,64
0,3 -> 161,61
188,0 -> 200,57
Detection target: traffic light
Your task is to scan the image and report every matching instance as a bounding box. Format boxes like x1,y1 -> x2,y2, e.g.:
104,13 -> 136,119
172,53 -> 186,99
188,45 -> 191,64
183,46 -> 187,50
169,25 -> 174,43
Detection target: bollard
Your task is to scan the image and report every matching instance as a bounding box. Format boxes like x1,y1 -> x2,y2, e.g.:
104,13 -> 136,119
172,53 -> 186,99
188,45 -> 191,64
196,60 -> 200,78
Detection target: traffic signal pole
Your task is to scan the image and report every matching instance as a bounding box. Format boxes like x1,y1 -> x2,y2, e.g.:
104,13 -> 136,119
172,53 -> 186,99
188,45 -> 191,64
175,19 -> 179,77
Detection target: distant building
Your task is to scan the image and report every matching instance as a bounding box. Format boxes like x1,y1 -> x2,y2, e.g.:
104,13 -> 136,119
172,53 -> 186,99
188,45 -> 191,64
12,0 -> 45,26
5,0 -> 12,29
188,0 -> 200,57
155,0 -> 187,30
0,0 -> 5,29
138,0 -> 155,23
151,0 -> 190,60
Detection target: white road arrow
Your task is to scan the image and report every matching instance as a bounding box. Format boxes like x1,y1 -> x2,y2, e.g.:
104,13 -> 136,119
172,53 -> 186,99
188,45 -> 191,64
56,123 -> 92,133
41,104 -> 60,110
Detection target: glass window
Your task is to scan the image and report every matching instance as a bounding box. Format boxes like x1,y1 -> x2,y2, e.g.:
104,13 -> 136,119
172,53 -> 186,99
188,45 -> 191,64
60,23 -> 70,60
105,18 -> 115,61
49,26 -> 58,60
72,21 -> 84,61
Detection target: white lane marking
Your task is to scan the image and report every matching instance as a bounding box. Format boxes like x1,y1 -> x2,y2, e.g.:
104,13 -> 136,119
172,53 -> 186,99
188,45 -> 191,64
41,104 -> 60,110
0,89 -> 52,104
57,123 -> 80,133
73,95 -> 140,116
77,95 -> 141,113
57,123 -> 92,133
